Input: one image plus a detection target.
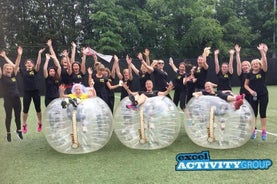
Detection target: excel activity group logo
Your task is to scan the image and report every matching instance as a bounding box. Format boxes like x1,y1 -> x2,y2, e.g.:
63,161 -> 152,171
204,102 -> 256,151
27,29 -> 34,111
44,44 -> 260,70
175,151 -> 272,171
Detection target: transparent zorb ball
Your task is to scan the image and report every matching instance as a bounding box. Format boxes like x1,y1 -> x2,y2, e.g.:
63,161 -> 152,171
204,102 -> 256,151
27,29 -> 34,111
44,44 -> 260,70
184,96 -> 255,149
43,97 -> 113,154
114,96 -> 181,150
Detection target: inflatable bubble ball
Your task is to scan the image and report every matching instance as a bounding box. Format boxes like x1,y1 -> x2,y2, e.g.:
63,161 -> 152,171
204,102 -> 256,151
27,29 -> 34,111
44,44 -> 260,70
114,96 -> 181,150
184,96 -> 255,149
43,97 -> 113,154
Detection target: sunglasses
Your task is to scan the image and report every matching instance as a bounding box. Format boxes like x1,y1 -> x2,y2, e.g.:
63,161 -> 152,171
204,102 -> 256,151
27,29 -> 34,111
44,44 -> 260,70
158,62 -> 164,64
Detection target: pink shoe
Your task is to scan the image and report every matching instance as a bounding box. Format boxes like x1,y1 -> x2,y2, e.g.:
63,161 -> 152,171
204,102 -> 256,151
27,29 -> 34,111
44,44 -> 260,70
22,124 -> 28,134
126,104 -> 138,111
37,123 -> 42,132
234,99 -> 243,110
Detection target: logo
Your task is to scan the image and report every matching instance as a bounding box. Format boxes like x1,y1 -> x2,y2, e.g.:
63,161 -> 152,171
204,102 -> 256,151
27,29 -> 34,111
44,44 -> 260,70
175,151 -> 272,171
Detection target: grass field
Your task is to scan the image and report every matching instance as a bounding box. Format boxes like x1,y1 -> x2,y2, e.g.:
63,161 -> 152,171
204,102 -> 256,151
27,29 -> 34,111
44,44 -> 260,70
0,87 -> 276,184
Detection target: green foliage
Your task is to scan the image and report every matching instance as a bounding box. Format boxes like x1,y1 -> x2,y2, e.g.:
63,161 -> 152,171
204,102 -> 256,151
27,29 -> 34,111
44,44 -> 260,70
0,0 -> 276,59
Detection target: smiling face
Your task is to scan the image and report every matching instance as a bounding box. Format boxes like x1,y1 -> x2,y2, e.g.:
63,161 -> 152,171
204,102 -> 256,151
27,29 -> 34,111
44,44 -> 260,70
72,62 -> 80,73
204,82 -> 214,94
241,61 -> 250,73
251,59 -> 262,72
145,80 -> 154,91
25,60 -> 34,70
3,64 -> 13,76
157,60 -> 164,69
48,68 -> 56,77
221,63 -> 228,74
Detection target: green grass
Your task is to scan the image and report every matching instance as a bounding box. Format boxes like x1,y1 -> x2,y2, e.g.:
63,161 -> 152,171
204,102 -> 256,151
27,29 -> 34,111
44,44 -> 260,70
0,87 -> 276,184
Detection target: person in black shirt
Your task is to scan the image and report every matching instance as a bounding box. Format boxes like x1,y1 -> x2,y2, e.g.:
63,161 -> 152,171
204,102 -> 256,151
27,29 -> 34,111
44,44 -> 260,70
129,51 -> 151,91
235,44 -> 252,102
169,58 -> 188,111
115,55 -> 133,100
0,47 -> 23,141
43,53 -> 61,107
20,48 -> 44,134
123,80 -> 173,110
214,49 -> 234,93
244,43 -> 269,141
194,47 -> 210,91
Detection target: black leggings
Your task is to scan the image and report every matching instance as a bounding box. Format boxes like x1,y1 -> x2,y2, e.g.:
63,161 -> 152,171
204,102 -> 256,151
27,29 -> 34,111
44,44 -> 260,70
23,90 -> 41,113
173,89 -> 187,109
249,93 -> 268,118
4,96 -> 22,132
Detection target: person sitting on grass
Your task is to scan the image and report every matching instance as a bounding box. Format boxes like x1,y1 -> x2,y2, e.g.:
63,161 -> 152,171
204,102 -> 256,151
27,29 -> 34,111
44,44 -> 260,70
192,81 -> 244,110
123,80 -> 174,111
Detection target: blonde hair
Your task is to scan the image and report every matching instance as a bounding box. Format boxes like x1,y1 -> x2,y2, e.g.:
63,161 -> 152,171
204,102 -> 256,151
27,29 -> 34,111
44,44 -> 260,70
242,60 -> 251,68
251,59 -> 262,67
3,63 -> 14,75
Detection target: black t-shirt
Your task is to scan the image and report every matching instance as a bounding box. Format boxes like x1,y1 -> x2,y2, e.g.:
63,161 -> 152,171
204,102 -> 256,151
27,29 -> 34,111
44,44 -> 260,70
0,73 -> 20,98
152,68 -> 168,91
71,72 -> 85,84
20,68 -> 39,91
194,67 -> 208,90
238,72 -> 249,95
216,71 -> 232,91
138,90 -> 159,97
138,71 -> 151,91
93,74 -> 109,100
45,76 -> 60,99
120,78 -> 133,100
246,70 -> 268,95
60,68 -> 72,85
173,71 -> 187,91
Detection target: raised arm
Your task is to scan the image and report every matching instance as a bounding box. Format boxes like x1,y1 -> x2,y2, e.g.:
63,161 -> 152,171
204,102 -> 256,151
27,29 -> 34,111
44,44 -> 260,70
235,44 -> 242,76
0,50 -> 15,68
126,55 -> 133,81
258,43 -> 268,72
70,42 -> 76,64
51,54 -> 61,77
114,55 -> 123,80
157,82 -> 174,96
228,49 -> 234,74
34,48 -> 45,72
43,53 -> 51,78
214,49 -> 220,74
202,47 -> 210,70
110,59 -> 116,79
143,48 -> 150,65
140,58 -> 154,73
80,47 -> 87,74
169,57 -> 178,73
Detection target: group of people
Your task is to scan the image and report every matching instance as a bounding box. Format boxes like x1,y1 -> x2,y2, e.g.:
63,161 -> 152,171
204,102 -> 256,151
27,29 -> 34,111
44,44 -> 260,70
0,39 -> 269,142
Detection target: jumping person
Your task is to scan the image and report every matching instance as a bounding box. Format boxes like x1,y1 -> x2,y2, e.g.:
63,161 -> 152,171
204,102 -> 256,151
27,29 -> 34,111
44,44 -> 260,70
20,47 -> 45,133
235,44 -> 252,102
193,47 -> 210,91
169,58 -> 188,111
115,54 -> 134,100
129,51 -> 151,91
244,43 -> 269,140
0,47 -> 23,141
214,48 -> 234,93
43,53 -> 61,107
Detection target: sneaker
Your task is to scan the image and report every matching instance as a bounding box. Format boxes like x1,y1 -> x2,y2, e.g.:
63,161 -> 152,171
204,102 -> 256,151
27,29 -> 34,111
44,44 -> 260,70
7,133 -> 11,142
37,123 -> 42,132
16,130 -> 23,140
22,124 -> 28,134
234,99 -> 243,110
126,104 -> 138,111
250,129 -> 257,139
261,131 -> 267,141
61,100 -> 67,109
128,94 -> 138,105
